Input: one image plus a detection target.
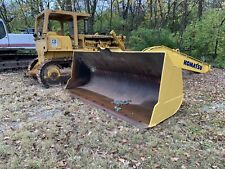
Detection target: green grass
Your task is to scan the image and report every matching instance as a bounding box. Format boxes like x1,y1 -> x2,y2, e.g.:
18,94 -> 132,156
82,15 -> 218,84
0,70 -> 224,168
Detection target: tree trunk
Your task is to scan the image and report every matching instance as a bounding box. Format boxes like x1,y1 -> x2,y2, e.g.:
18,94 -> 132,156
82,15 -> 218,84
0,1 -> 13,31
171,0 -> 177,32
198,0 -> 204,20
149,0 -> 153,27
85,0 -> 97,34
110,0 -> 113,30
214,17 -> 225,59
65,0 -> 72,11
16,0 -> 30,27
154,0 -> 158,28
181,0 -> 188,32
163,0 -> 171,26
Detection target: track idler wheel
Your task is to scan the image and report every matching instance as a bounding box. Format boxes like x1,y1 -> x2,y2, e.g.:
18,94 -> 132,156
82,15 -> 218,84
26,58 -> 38,78
37,61 -> 63,88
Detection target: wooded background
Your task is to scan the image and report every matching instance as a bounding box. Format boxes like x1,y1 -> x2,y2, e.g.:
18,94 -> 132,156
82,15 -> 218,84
1,0 -> 225,67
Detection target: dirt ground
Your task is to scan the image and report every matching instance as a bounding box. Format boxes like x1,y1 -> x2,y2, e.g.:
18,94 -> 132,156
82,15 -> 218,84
0,69 -> 224,169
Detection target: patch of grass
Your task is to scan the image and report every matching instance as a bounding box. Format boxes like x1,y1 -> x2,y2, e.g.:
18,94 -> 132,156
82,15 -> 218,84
25,159 -> 42,169
0,70 -> 224,168
189,126 -> 202,134
12,130 -> 33,141
6,157 -> 22,169
0,143 -> 13,159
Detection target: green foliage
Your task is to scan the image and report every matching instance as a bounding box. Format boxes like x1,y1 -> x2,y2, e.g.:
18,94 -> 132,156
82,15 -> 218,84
128,28 -> 177,50
94,13 -> 124,34
215,53 -> 225,68
182,10 -> 225,67
1,0 -> 225,67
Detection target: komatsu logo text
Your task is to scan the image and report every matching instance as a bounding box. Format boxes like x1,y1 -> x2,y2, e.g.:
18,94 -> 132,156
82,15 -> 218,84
183,60 -> 202,70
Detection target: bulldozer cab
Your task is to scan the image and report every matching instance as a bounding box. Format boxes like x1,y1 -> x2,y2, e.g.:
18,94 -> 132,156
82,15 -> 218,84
34,10 -> 90,48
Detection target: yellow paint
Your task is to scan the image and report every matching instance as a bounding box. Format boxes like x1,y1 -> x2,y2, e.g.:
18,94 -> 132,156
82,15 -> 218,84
47,67 -> 60,78
143,46 -> 211,127
67,46 -> 211,128
28,9 -> 125,78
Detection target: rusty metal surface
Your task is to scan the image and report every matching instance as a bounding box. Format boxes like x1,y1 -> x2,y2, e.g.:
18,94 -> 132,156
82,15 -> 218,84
67,49 -> 165,126
77,49 -> 164,76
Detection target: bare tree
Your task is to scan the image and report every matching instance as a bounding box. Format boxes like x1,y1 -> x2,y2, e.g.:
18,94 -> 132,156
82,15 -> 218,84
57,0 -> 72,11
110,0 -> 113,30
0,0 -> 14,31
214,16 -> 225,59
84,0 -> 98,33
198,0 -> 204,20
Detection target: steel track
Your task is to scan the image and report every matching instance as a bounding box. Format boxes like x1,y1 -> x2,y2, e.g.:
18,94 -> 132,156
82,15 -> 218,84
0,53 -> 37,71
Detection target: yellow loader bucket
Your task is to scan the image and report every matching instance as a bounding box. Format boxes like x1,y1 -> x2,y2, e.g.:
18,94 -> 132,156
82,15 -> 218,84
66,46 -> 210,128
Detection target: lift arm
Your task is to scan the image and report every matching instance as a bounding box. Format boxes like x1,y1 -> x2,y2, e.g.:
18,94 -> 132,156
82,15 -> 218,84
110,30 -> 126,51
144,46 -> 211,73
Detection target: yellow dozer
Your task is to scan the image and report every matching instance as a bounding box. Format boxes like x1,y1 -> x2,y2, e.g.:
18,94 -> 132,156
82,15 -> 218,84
27,10 -> 125,87
66,46 -> 211,128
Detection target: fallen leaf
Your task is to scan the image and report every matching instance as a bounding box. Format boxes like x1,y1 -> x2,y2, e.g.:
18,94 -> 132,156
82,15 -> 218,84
171,157 -> 179,162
